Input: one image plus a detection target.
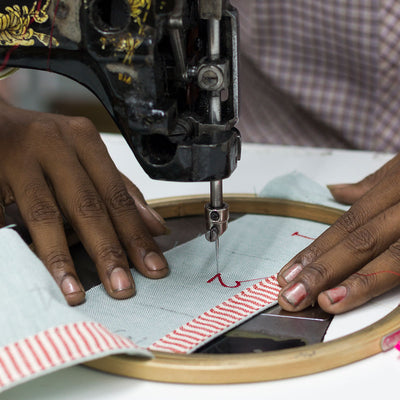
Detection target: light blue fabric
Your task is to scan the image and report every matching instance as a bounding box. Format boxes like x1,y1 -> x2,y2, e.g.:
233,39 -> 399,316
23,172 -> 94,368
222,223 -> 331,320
77,172 -> 339,350
0,227 -> 150,393
0,172 -> 344,390
260,171 -> 348,210
79,215 -> 328,349
0,227 -> 85,347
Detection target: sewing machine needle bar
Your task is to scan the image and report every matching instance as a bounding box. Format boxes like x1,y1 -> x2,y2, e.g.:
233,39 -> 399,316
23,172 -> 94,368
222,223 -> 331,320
216,237 -> 220,273
211,180 -> 223,208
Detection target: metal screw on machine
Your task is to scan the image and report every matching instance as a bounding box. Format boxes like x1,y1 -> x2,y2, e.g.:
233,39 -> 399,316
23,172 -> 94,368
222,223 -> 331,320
210,211 -> 220,221
204,203 -> 229,242
197,64 -> 226,91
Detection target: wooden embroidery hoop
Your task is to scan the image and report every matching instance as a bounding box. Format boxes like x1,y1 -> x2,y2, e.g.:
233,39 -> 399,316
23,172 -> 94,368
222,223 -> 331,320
85,195 -> 400,384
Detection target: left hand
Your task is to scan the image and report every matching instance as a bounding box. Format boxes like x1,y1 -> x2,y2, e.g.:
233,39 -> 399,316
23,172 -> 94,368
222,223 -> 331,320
0,101 -> 169,306
277,154 -> 400,314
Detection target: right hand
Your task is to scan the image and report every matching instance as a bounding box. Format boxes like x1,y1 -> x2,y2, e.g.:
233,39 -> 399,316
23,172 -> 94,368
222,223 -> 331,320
0,99 -> 169,306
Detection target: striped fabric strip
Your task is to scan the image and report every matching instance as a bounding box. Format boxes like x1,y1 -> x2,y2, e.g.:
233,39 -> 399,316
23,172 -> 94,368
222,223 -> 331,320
0,322 -> 140,390
149,274 -> 281,353
0,276 -> 280,388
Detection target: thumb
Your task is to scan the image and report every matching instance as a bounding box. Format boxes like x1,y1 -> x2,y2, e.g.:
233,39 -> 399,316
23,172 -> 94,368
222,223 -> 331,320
327,153 -> 400,205
327,182 -> 369,205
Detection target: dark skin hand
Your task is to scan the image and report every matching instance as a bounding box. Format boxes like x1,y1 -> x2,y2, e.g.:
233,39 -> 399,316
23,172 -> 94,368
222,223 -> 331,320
4,101 -> 399,315
0,99 -> 169,306
278,154 -> 400,314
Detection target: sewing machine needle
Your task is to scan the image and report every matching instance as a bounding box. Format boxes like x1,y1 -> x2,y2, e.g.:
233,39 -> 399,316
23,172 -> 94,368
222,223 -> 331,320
215,237 -> 220,273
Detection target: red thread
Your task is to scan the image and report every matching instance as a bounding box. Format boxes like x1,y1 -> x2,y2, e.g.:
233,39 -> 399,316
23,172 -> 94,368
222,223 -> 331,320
150,275 -> 281,353
395,341 -> 400,351
292,231 -> 316,240
208,231 -> 400,292
47,0 -> 61,70
0,45 -> 19,72
207,273 -> 241,288
0,0 -> 45,72
207,272 -> 270,288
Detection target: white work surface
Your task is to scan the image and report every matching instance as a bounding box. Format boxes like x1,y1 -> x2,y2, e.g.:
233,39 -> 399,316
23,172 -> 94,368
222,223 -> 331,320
3,135 -> 400,400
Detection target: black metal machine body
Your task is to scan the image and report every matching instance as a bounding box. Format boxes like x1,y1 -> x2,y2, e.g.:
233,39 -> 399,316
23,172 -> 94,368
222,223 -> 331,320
0,0 -> 240,183
0,0 -> 240,241
0,4 -> 334,352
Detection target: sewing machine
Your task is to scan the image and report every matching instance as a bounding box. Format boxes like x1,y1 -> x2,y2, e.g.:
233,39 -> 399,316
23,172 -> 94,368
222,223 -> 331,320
0,0 -> 240,244
0,0 -> 335,353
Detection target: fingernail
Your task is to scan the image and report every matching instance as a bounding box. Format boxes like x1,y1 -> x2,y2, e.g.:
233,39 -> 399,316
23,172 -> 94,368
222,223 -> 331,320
61,275 -> 83,295
324,286 -> 347,304
144,251 -> 167,271
283,263 -> 303,282
110,267 -> 133,292
282,282 -> 307,306
146,205 -> 167,227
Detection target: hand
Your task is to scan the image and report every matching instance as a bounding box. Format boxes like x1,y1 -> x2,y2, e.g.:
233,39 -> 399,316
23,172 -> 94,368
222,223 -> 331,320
0,99 -> 169,306
277,155 -> 400,314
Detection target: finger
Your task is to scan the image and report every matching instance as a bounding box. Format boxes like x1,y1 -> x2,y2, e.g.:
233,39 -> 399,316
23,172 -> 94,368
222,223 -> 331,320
9,171 -> 85,306
318,241 -> 400,314
278,161 -> 400,287
63,118 -> 168,277
278,202 -> 400,311
327,153 -> 400,205
30,119 -> 137,299
120,172 -> 168,237
61,117 -> 167,236
47,163 -> 137,299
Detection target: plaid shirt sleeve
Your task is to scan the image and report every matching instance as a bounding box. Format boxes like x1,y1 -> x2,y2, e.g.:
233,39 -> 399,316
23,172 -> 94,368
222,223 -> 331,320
232,0 -> 400,152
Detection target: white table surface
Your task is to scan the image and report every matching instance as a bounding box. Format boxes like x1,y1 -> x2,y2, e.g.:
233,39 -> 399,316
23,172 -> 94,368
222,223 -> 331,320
3,135 -> 400,400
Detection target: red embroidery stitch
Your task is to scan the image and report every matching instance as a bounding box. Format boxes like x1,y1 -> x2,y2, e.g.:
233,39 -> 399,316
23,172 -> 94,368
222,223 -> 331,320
207,273 -> 241,288
207,231 -> 320,288
208,232 -> 313,288
207,273 -> 269,288
291,231 -> 316,240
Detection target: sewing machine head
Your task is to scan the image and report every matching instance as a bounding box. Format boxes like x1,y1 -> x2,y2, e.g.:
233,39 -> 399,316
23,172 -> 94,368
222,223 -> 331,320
0,0 -> 240,239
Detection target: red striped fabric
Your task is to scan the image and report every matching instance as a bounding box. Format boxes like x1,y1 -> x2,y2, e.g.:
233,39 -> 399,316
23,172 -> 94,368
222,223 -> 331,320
0,322 -> 140,390
149,274 -> 280,353
0,275 -> 280,389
